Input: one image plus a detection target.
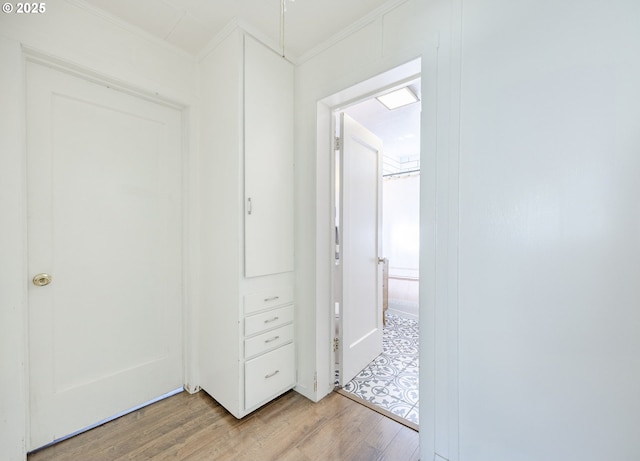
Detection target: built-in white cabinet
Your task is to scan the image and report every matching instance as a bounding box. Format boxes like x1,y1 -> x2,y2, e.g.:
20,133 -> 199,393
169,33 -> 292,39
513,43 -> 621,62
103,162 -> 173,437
198,29 -> 295,418
244,36 -> 294,278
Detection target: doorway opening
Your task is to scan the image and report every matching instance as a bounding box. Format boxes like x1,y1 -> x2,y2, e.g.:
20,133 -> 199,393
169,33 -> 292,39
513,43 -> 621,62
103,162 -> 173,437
332,71 -> 421,429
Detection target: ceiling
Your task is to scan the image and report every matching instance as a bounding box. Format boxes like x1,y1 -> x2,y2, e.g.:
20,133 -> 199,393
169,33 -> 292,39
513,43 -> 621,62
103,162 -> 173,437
79,0 -> 420,170
81,0 -> 394,58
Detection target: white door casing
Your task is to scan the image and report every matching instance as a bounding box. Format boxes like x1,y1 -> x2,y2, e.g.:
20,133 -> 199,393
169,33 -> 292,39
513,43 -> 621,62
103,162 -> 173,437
339,113 -> 384,385
27,61 -> 184,450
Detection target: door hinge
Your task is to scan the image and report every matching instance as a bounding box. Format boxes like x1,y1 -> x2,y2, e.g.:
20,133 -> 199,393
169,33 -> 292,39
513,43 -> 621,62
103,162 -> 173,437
334,136 -> 342,151
333,337 -> 339,352
313,372 -> 317,393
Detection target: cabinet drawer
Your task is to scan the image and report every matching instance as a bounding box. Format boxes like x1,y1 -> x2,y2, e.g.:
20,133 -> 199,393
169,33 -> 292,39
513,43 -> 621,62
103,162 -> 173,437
245,343 -> 294,410
245,324 -> 293,359
244,284 -> 294,315
244,305 -> 293,337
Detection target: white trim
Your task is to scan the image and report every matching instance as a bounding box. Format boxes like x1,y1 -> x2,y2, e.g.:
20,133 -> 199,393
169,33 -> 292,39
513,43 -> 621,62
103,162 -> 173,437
321,59 -> 421,110
197,18 -> 240,62
180,103 -> 201,395
68,0 -> 409,65
317,57 -> 422,395
22,46 -> 187,110
447,1 -> 462,458
237,19 -> 297,64
199,18 -> 298,65
0,37 -> 29,461
297,0 -> 410,64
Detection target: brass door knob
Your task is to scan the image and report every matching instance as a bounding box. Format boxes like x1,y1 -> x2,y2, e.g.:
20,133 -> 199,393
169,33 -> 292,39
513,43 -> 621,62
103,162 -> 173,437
32,273 -> 52,287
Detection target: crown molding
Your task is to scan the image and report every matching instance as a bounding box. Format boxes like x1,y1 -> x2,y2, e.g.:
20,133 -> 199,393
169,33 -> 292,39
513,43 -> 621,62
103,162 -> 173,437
297,0 -> 410,65
68,0 -> 411,66
196,17 -> 240,61
198,17 -> 299,65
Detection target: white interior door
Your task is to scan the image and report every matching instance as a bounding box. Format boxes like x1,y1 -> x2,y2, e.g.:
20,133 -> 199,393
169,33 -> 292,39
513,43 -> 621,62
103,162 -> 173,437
339,113 -> 384,385
27,62 -> 184,450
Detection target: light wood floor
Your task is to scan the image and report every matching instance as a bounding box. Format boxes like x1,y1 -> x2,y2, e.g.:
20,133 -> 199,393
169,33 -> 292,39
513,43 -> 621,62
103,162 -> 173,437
29,390 -> 419,461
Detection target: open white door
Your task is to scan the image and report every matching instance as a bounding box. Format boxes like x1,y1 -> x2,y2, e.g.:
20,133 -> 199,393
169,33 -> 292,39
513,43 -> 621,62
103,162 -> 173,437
338,113 -> 384,385
26,62 -> 184,450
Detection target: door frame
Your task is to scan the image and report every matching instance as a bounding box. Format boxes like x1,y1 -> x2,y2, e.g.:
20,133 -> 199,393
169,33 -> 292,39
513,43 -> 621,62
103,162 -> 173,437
314,55 -> 460,458
18,48 -> 198,452
324,60 -> 422,392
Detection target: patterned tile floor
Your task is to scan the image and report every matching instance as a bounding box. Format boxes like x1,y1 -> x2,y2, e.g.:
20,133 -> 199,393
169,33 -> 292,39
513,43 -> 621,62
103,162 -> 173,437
341,313 -> 419,424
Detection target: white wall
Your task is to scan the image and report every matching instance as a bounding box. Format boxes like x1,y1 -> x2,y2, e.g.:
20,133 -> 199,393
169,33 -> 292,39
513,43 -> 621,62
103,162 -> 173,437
458,0 -> 640,460
297,0 -> 640,461
383,174 -> 420,273
383,174 -> 420,318
0,2 -> 198,459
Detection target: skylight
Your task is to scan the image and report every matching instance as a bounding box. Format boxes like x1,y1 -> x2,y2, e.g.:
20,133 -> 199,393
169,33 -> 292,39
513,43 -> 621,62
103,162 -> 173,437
376,87 -> 419,110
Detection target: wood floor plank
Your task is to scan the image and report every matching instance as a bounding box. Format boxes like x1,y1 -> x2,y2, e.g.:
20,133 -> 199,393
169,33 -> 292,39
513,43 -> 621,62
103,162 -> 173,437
29,394 -> 183,461
28,390 -> 419,461
363,412 -> 404,452
112,398 -> 230,460
243,395 -> 323,460
377,422 -> 420,461
296,394 -> 382,461
325,408 -> 387,461
149,399 -> 242,460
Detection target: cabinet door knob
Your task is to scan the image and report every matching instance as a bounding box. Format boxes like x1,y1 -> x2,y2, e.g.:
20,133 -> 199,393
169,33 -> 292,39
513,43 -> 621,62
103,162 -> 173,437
265,370 -> 280,379
247,197 -> 252,215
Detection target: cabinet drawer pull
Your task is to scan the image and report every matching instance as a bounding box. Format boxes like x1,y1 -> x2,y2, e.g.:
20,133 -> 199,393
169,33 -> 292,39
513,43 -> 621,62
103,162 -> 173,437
264,336 -> 280,344
264,296 -> 279,302
264,316 -> 279,324
265,370 -> 280,379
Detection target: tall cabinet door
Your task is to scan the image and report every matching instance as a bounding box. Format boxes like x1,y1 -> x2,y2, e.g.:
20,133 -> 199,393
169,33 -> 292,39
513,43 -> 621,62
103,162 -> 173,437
244,35 -> 294,278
